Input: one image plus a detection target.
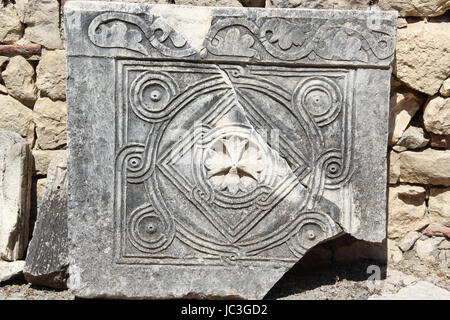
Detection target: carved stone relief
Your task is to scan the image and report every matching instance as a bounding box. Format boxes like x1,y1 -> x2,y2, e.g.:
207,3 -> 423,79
65,2 -> 397,299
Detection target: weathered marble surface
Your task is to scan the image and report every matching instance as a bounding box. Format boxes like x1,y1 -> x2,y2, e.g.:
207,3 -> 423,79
24,153 -> 69,289
0,131 -> 32,261
65,1 -> 397,299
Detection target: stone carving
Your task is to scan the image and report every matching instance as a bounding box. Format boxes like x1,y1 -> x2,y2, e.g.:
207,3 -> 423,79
65,2 -> 396,299
127,203 -> 174,254
88,12 -> 196,57
205,16 -> 396,64
209,28 -> 258,58
129,71 -> 179,121
70,4 -> 397,67
113,61 -> 356,265
204,135 -> 264,194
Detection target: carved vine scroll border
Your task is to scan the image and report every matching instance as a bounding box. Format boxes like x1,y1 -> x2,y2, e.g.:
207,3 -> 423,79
85,10 -> 396,66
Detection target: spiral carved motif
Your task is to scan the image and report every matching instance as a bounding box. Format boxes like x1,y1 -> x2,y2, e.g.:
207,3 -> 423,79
128,204 -> 174,253
323,154 -> 343,180
295,77 -> 342,127
130,72 -> 179,122
288,212 -> 339,257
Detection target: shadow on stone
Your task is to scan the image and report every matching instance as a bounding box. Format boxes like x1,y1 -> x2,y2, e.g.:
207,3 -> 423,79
29,177 -> 38,240
0,275 -> 28,287
24,153 -> 68,289
0,275 -> 66,293
264,234 -> 387,299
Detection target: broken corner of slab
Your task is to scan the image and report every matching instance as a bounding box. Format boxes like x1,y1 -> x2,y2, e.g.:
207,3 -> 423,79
64,1 -> 396,299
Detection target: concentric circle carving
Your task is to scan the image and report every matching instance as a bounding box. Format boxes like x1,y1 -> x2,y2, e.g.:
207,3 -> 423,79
130,72 -> 178,121
126,153 -> 143,172
288,212 -> 338,257
317,149 -> 352,188
128,204 -> 174,253
294,77 -> 342,127
324,156 -> 343,180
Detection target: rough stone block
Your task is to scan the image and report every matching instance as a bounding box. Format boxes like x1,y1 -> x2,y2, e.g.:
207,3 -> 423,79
398,231 -> 421,252
388,185 -> 428,239
24,153 -> 68,289
0,4 -> 23,44
369,281 -> 450,300
2,55 -> 38,107
395,126 -> 429,150
395,20 -> 450,96
0,131 -> 32,261
0,95 -> 35,147
387,239 -> 403,263
0,260 -> 25,283
423,223 -> 450,238
441,78 -> 450,97
20,0 -> 63,49
428,188 -> 450,227
378,0 -> 450,18
415,236 -> 443,262
33,98 -> 67,150
429,133 -> 450,149
399,149 -> 450,186
65,2 -> 397,299
388,89 -> 423,146
0,44 -> 41,55
36,50 -> 68,101
32,150 -> 67,176
389,151 -> 400,184
423,95 -> 450,136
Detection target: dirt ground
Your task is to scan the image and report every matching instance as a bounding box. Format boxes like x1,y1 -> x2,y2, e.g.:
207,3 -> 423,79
0,278 -> 74,300
1,256 -> 448,300
267,257 -> 449,299
1,235 -> 448,300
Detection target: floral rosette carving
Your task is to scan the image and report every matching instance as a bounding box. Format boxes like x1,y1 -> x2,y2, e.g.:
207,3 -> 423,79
204,135 -> 265,195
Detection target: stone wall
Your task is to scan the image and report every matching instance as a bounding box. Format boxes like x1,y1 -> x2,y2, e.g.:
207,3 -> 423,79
0,0 -> 448,284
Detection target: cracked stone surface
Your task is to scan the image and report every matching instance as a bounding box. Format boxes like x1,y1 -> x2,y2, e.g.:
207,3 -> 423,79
24,153 -> 69,289
64,2 -> 396,299
0,131 -> 32,261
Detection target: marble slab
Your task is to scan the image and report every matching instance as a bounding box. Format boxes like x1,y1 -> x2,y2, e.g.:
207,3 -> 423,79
64,1 -> 397,299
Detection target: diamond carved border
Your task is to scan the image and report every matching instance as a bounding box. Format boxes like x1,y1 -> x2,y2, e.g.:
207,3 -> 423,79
114,60 -> 354,266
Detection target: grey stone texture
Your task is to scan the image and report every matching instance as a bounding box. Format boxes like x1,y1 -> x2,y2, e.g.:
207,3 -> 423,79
24,153 -> 69,289
395,126 -> 429,150
65,1 -> 397,299
0,131 -> 32,261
